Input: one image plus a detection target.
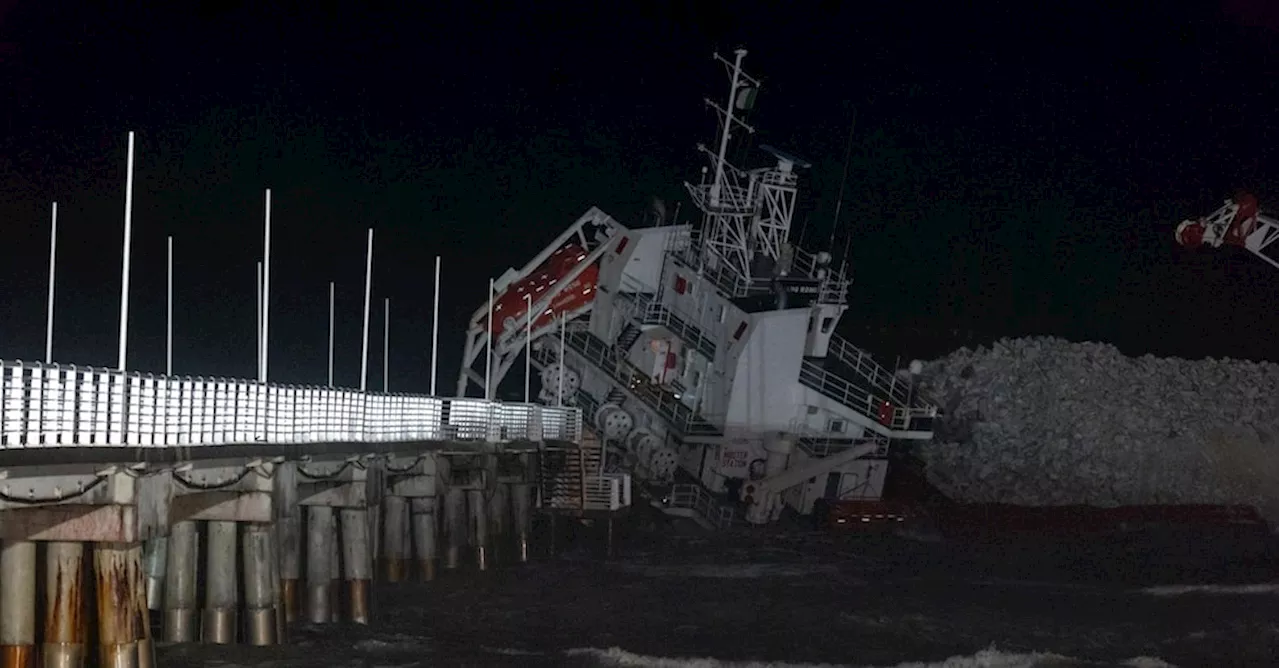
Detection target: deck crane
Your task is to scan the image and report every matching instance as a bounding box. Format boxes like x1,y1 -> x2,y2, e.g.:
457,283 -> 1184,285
1175,191 -> 1279,269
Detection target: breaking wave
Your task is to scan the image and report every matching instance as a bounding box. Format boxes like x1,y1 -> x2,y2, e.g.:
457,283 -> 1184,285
563,646 -> 1178,668
1139,583 -> 1277,596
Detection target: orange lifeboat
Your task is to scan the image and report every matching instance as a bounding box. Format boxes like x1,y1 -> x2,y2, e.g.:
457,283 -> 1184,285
488,243 -> 600,337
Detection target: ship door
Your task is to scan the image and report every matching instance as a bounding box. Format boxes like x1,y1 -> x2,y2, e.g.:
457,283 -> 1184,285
823,472 -> 841,499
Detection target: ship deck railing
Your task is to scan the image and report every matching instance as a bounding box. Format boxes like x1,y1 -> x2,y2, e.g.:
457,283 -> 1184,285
668,482 -> 737,529
794,429 -> 891,459
614,291 -> 719,361
823,334 -> 924,408
798,360 -> 934,438
665,226 -> 851,304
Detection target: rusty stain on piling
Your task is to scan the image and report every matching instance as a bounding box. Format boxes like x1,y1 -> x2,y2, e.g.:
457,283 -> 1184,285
45,555 -> 86,643
94,546 -> 140,648
0,644 -> 35,668
281,579 -> 298,623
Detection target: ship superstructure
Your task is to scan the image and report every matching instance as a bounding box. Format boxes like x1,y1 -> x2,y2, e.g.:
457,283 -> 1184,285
457,49 -> 936,526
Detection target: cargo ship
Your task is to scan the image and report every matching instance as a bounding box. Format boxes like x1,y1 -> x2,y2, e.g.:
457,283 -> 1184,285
455,49 -> 939,528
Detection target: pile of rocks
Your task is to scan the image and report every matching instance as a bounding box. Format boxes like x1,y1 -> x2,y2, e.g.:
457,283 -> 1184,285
915,337 -> 1278,518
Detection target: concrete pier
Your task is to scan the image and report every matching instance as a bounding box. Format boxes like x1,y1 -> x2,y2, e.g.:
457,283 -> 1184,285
0,408 -> 588,664
410,497 -> 437,581
468,489 -> 489,571
381,497 -> 408,582
444,487 -> 463,571
512,483 -> 533,563
42,542 -> 86,668
163,522 -> 198,643
339,510 -> 372,624
1,540 -> 37,668
241,524 -> 277,646
305,506 -> 333,625
93,543 -> 141,668
202,521 -> 238,644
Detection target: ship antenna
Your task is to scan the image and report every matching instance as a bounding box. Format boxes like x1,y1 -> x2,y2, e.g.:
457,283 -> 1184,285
827,106 -> 858,251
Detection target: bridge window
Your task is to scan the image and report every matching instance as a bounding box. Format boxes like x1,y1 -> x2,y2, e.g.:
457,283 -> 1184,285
828,419 -> 846,433
616,236 -> 630,254
675,275 -> 688,295
821,317 -> 835,333
732,322 -> 747,340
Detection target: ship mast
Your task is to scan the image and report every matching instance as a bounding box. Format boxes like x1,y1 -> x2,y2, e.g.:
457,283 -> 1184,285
685,50 -> 810,296
708,49 -> 753,208
685,49 -> 761,287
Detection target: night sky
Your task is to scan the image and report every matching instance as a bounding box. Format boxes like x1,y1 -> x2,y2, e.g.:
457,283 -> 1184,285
1,1 -> 1276,395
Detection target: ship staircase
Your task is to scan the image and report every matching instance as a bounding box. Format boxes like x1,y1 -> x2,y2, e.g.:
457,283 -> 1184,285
537,428 -> 630,518
557,324 -> 723,440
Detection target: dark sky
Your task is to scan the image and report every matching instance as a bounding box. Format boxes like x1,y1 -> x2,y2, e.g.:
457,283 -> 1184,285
0,1 -> 1276,393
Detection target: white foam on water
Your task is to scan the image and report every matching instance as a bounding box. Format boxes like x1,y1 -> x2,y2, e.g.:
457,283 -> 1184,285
481,645 -> 548,656
1139,583 -> 1278,596
562,646 -> 1178,668
612,562 -> 844,579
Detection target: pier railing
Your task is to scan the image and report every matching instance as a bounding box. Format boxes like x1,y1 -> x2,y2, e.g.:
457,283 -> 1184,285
0,361 -> 582,449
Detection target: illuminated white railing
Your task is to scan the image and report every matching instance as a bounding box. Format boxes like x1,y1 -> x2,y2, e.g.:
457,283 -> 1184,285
0,361 -> 582,449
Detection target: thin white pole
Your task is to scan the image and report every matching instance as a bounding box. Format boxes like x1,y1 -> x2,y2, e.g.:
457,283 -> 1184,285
484,278 -> 494,401
261,189 -> 272,383
429,256 -> 441,396
45,202 -> 57,364
383,297 -> 390,393
523,294 -> 532,403
257,262 -> 263,378
328,282 -> 335,388
166,236 -> 173,376
557,314 -> 566,407
117,131 -> 136,372
360,229 -> 374,392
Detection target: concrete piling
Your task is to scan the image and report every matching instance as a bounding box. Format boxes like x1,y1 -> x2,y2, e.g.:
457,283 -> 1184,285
489,484 -> 509,563
132,543 -> 155,668
443,487 -> 463,570
277,514 -> 300,625
305,506 -> 333,625
339,510 -> 372,624
1,540 -> 37,668
241,524 -> 277,646
202,521 -> 238,644
468,489 -> 488,572
381,497 -> 408,582
162,522 -> 198,643
93,543 -> 141,668
410,497 -> 437,581
512,483 -> 532,563
42,542 -> 86,668
269,524 -> 286,644
141,538 -> 166,613
327,524 -> 341,623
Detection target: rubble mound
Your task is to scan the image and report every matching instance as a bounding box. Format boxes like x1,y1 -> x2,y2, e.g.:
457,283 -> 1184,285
917,337 -> 1278,519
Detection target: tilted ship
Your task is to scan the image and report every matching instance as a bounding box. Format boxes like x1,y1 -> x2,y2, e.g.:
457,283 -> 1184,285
456,49 -> 938,528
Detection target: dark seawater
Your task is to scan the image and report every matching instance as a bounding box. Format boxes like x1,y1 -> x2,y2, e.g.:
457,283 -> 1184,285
157,512 -> 1278,668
